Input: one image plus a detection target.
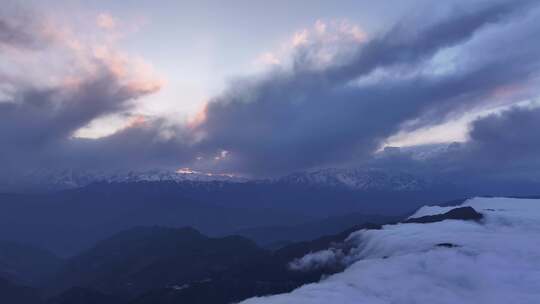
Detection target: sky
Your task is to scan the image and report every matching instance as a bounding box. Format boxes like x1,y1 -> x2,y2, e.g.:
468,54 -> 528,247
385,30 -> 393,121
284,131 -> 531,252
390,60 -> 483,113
20,0 -> 440,136
1,0 -> 540,180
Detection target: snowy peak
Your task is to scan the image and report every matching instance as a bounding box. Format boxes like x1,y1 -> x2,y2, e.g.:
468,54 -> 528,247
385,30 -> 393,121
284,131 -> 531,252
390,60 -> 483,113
6,167 -> 447,192
105,169 -> 247,183
10,168 -> 247,190
278,168 -> 433,191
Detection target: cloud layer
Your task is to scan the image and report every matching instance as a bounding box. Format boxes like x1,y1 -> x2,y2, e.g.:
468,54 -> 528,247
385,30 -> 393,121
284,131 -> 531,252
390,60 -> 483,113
240,197 -> 540,304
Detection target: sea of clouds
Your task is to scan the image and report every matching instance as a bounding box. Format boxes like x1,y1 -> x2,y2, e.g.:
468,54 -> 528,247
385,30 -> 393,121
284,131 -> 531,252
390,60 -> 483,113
240,197 -> 540,304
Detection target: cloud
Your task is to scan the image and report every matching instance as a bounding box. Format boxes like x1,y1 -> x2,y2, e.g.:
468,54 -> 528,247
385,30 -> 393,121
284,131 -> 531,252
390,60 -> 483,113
240,197 -> 540,304
362,101 -> 540,195
0,18 -> 36,49
0,9 -> 46,50
1,0 -> 540,181
97,13 -> 116,30
0,6 -> 166,178
192,0 -> 540,176
468,106 -> 540,162
456,105 -> 540,184
254,19 -> 366,70
289,249 -> 345,272
255,52 -> 281,66
0,69 -> 164,174
60,119 -> 194,171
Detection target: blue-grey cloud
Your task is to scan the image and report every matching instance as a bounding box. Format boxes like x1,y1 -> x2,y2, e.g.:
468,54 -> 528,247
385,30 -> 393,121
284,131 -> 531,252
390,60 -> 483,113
368,104 -> 540,194
469,106 -> 540,162
194,0 -> 540,175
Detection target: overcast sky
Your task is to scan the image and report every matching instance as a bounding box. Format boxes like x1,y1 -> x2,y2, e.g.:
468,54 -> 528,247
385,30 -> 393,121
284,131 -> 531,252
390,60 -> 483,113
1,0 -> 539,178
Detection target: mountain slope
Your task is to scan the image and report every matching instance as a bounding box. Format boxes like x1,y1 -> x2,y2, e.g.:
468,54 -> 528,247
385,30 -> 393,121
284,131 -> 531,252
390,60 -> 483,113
127,221 -> 385,304
2,169 -> 246,192
128,203 -> 483,304
0,240 -> 63,285
48,227 -> 268,298
234,212 -> 399,247
46,219 -> 390,304
0,175 -> 468,256
0,182 -> 307,256
0,277 -> 43,304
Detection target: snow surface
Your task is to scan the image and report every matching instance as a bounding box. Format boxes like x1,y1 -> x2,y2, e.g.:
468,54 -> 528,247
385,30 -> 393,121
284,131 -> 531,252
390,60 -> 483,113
13,168 -> 247,190
407,205 -> 458,219
240,197 -> 540,304
277,168 -> 434,191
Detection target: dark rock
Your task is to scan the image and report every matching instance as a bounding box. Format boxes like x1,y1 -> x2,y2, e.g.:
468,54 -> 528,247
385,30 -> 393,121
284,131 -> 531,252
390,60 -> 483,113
404,207 -> 483,224
436,243 -> 460,248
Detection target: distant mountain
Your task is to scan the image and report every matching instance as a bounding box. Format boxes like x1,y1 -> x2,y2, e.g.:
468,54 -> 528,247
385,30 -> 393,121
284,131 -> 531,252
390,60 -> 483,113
276,168 -> 440,191
5,167 -> 445,193
0,241 -> 63,285
0,167 -> 480,257
0,172 -> 470,256
0,182 -> 308,256
234,212 -> 400,248
0,277 -> 42,304
48,226 -> 268,298
1,167 -> 472,220
47,222 -> 387,304
2,168 -> 246,192
128,220 -> 391,304
3,165 -> 540,201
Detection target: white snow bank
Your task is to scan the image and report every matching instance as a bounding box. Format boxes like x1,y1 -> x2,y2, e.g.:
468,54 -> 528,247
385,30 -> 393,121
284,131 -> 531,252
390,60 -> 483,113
240,197 -> 540,304
407,205 -> 457,219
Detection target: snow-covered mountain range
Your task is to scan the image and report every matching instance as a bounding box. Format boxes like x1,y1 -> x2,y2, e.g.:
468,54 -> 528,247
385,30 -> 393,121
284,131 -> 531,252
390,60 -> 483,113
277,168 -> 436,191
2,167 -> 446,193
3,168 -> 247,191
1,167 -> 450,193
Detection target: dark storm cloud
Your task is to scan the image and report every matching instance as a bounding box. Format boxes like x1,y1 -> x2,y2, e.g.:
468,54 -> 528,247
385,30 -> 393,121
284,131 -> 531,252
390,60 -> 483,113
0,4 -> 195,179
194,0 -> 540,175
0,70 -> 165,176
0,8 -> 50,50
2,72 -> 136,145
60,119 -> 194,171
368,105 -> 540,191
0,14 -> 165,176
453,106 -> 540,190
0,19 -> 34,48
0,5 -> 171,178
324,0 -> 533,83
467,106 -> 540,167
0,20 -> 36,49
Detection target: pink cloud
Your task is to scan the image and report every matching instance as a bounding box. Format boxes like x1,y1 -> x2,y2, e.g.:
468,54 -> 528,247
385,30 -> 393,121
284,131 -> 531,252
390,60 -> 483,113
96,12 -> 116,30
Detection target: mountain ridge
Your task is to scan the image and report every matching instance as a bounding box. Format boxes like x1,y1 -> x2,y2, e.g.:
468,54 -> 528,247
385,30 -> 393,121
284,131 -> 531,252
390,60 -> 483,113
2,167 -> 451,193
